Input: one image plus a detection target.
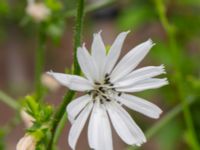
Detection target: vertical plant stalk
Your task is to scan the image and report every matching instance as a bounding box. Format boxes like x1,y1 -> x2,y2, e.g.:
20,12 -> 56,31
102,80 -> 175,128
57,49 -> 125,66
35,26 -> 46,101
73,0 -> 85,75
154,0 -> 200,149
48,0 -> 85,149
65,0 -> 114,17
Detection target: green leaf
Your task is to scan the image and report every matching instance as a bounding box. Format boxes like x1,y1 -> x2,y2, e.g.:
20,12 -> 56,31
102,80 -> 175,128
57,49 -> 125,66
25,95 -> 39,118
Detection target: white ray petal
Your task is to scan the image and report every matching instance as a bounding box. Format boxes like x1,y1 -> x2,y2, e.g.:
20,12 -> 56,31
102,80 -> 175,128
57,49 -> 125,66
116,94 -> 162,119
47,72 -> 93,91
104,31 -> 130,74
88,103 -> 98,149
91,31 -> 107,79
67,95 -> 91,123
116,78 -> 168,93
114,65 -> 166,88
106,102 -> 146,146
88,101 -> 113,150
111,39 -> 154,82
77,46 -> 99,82
68,102 -> 93,150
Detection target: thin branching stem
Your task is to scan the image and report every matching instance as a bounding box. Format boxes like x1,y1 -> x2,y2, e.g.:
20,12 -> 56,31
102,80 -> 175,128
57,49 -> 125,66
153,0 -> 200,149
0,91 -> 20,110
128,1 -> 200,149
0,91 -> 21,137
145,96 -> 196,140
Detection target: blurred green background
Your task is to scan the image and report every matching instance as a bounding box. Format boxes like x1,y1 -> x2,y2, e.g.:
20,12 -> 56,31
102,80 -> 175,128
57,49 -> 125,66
0,0 -> 200,149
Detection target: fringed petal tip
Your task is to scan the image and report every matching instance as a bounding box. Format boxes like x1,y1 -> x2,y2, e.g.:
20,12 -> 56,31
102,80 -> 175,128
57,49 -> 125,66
46,70 -> 54,76
163,78 -> 169,85
147,38 -> 154,44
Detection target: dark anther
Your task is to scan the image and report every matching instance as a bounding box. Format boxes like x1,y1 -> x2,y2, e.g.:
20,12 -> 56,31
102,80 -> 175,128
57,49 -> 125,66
92,93 -> 98,99
105,77 -> 110,80
117,101 -> 121,104
118,92 -> 122,97
99,87 -> 105,93
88,91 -> 92,95
101,89 -> 105,93
100,99 -> 103,104
109,83 -> 114,86
95,82 -> 101,85
105,73 -> 109,78
104,80 -> 110,84
106,98 -> 111,102
102,95 -> 107,99
111,88 -> 116,91
104,78 -> 110,84
99,87 -> 103,91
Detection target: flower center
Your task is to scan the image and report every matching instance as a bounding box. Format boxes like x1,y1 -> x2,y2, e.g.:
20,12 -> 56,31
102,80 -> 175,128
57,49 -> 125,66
88,74 -> 122,104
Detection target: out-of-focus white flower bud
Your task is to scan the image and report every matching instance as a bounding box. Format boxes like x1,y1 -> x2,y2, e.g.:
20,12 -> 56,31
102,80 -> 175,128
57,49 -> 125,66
16,134 -> 36,150
41,73 -> 60,91
26,1 -> 50,22
20,109 -> 35,128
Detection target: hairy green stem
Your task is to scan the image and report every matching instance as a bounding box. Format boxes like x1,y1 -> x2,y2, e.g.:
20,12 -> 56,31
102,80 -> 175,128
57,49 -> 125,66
35,26 -> 46,101
128,96 -> 197,150
0,91 -> 20,110
52,112 -> 67,146
48,0 -> 85,149
154,0 -> 200,149
65,0 -> 115,17
73,0 -> 85,75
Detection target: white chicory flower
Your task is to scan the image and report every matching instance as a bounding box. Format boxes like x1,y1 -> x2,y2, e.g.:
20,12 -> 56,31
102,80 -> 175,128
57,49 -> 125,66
48,31 -> 168,150
16,134 -> 36,150
26,0 -> 50,22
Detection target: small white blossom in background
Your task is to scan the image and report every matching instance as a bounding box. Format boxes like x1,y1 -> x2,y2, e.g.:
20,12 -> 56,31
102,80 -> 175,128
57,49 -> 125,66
41,73 -> 61,91
48,31 -> 168,150
26,0 -> 50,22
20,109 -> 35,128
16,134 -> 36,150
